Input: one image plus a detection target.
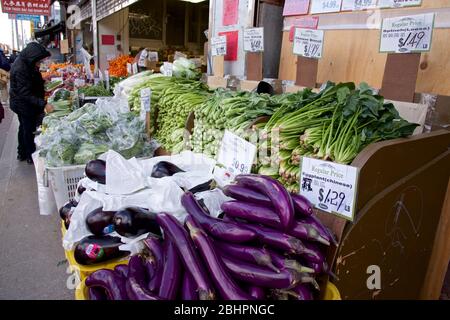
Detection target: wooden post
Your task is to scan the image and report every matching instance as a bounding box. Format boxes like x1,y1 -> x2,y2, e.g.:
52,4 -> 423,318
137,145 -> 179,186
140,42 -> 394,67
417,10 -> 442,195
380,53 -> 421,103
295,56 -> 318,88
213,55 -> 225,77
246,52 -> 263,81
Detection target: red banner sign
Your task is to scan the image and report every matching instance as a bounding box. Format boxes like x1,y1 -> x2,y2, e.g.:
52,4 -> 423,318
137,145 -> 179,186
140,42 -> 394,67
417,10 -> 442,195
1,0 -> 50,16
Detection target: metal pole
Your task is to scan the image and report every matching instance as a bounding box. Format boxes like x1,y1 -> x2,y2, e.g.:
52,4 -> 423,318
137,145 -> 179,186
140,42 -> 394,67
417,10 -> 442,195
91,0 -> 99,72
20,20 -> 25,49
14,19 -> 20,50
11,19 -> 15,50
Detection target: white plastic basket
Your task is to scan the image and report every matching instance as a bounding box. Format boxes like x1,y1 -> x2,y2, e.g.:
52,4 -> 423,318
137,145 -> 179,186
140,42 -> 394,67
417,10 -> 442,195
46,165 -> 85,209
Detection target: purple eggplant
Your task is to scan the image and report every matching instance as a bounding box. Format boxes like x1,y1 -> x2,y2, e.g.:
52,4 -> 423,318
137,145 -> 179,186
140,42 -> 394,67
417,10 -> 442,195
181,192 -> 257,243
85,159 -> 106,184
249,286 -> 266,300
85,269 -> 128,300
185,216 -> 253,300
221,255 -> 301,290
88,287 -> 108,300
221,201 -> 280,229
290,222 -> 330,246
222,184 -> 272,207
301,215 -> 338,246
304,261 -> 338,280
300,242 -> 327,265
181,272 -> 198,301
291,284 -> 314,300
126,255 -> 161,300
86,208 -> 116,236
74,235 -> 129,266
156,213 -> 215,300
234,175 -> 294,230
215,242 -> 279,273
242,223 -> 316,257
114,264 -> 129,279
158,240 -> 182,300
143,236 -> 164,292
291,194 -> 313,217
269,250 -> 314,274
113,207 -> 161,238
151,161 -> 185,178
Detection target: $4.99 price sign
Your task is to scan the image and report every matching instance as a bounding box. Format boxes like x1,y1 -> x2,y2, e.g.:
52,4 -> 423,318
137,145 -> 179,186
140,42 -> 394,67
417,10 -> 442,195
244,28 -> 264,52
380,13 -> 435,53
299,157 -> 359,221
215,131 -> 257,185
293,28 -> 324,59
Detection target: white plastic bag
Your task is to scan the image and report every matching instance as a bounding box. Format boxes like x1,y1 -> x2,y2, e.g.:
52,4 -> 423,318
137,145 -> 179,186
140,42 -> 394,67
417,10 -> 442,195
32,152 -> 57,216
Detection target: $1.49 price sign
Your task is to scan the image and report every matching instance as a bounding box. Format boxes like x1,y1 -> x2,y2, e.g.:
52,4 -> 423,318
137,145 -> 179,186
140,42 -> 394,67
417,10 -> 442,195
244,28 -> 264,52
293,28 -> 324,59
211,35 -> 228,57
380,13 -> 435,53
299,157 -> 359,221
215,131 -> 257,186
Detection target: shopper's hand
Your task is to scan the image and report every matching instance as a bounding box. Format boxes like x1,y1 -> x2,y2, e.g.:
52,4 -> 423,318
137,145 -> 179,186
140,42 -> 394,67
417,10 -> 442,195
45,103 -> 54,114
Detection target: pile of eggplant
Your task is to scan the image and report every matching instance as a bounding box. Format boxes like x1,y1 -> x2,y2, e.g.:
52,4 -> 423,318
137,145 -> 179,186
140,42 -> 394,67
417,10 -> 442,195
83,174 -> 337,300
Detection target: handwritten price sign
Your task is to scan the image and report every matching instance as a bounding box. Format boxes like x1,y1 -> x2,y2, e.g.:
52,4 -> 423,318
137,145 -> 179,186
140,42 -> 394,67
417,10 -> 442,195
379,0 -> 422,8
310,0 -> 342,14
380,13 -> 435,53
341,0 -> 378,11
244,28 -> 264,53
211,36 -> 228,56
299,157 -> 359,221
293,28 -> 324,59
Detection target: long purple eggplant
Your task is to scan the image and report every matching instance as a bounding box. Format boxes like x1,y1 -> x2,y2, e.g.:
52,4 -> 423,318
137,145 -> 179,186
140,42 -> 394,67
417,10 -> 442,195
143,236 -> 164,292
181,272 -> 198,301
85,269 -> 128,300
300,215 -> 338,246
158,240 -> 182,300
291,194 -> 313,217
234,174 -> 294,230
242,222 -> 317,257
215,242 -> 279,273
300,242 -> 327,265
181,192 -> 257,243
221,255 -> 301,289
290,222 -> 330,246
126,255 -> 161,300
304,261 -> 338,280
221,201 -> 280,229
156,213 -> 215,300
88,287 -> 108,300
114,264 -> 129,279
222,184 -> 272,206
249,286 -> 266,300
185,216 -> 253,300
292,284 -> 314,300
269,250 -> 314,274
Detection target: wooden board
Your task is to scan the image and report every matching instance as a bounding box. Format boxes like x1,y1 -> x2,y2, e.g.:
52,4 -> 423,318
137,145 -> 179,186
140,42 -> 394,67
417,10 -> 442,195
240,80 -> 259,92
246,52 -> 263,81
295,56 -> 318,88
207,76 -> 228,89
213,55 -> 225,77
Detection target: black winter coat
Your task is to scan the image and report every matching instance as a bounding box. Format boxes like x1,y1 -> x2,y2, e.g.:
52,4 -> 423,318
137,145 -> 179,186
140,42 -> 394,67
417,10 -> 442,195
9,42 -> 51,116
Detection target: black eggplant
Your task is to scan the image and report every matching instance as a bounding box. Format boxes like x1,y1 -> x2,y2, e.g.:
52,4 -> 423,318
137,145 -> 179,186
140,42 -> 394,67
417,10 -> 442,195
151,161 -> 185,178
59,200 -> 78,230
188,180 -> 216,194
86,207 -> 116,236
74,235 -> 129,266
85,160 -> 106,184
113,207 -> 162,238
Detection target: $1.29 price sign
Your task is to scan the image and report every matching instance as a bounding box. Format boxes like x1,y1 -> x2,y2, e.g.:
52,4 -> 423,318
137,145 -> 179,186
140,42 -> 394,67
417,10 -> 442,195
380,13 -> 435,53
293,28 -> 324,59
215,130 -> 257,186
244,27 -> 264,52
299,157 -> 359,221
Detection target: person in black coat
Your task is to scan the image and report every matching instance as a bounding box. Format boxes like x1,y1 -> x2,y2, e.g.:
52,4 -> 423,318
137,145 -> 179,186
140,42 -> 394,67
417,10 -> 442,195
0,48 -> 11,72
9,42 -> 51,164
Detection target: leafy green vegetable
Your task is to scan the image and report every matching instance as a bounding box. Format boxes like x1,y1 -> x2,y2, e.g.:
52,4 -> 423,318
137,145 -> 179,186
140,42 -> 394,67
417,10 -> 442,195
79,84 -> 112,97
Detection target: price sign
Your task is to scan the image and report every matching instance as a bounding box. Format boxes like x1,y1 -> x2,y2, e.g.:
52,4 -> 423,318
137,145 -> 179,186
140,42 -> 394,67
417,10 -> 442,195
293,28 -> 324,59
215,131 -> 257,185
244,28 -> 264,53
132,63 -> 139,75
378,0 -> 422,8
211,35 -> 227,56
380,13 -> 434,53
148,51 -> 159,62
299,157 -> 359,221
140,88 -> 152,113
127,63 -> 132,75
310,0 -> 343,14
341,0 -> 378,11
138,49 -> 148,67
163,62 -> 173,77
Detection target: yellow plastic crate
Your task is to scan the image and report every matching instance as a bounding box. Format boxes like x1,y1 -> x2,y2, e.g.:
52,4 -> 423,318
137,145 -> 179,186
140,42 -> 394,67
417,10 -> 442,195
75,280 -> 88,300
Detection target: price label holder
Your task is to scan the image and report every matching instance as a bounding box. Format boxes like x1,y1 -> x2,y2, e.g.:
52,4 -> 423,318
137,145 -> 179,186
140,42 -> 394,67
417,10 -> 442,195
293,28 -> 324,59
379,13 -> 435,54
214,130 -> 257,187
163,62 -> 173,77
132,63 -> 139,75
138,49 -> 148,67
211,35 -> 227,57
299,157 -> 359,221
310,0 -> 343,14
244,28 -> 264,53
140,88 -> 152,121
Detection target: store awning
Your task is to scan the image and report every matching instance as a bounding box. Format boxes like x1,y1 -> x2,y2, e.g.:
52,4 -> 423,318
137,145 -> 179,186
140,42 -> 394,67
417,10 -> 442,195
34,21 -> 66,38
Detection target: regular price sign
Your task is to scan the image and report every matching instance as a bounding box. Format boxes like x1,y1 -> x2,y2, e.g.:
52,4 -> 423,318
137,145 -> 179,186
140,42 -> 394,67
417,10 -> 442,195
380,13 -> 435,53
215,131 -> 257,185
310,0 -> 343,14
293,28 -> 324,59
244,28 -> 264,52
379,0 -> 422,8
341,0 -> 378,11
211,35 -> 227,56
299,157 -> 359,221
